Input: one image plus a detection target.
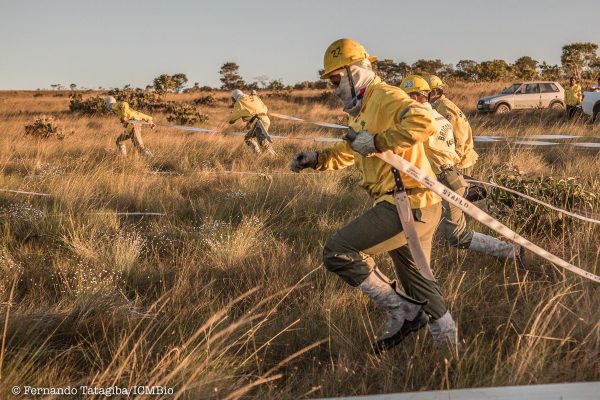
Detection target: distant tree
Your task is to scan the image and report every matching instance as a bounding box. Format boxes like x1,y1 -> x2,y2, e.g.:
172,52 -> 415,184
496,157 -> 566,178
512,56 -> 539,80
478,60 -> 513,81
50,84 -> 59,90
172,73 -> 188,92
151,73 -> 187,92
69,83 -> 77,91
183,82 -> 201,93
561,42 -> 599,78
454,60 -> 479,81
254,75 -> 270,89
294,80 -> 328,90
375,59 -> 404,85
153,74 -> 177,92
592,59 -> 600,78
246,82 -> 259,91
539,61 -> 562,81
267,79 -> 285,91
397,62 -> 411,78
145,85 -> 153,91
437,64 -> 455,79
411,59 -> 445,75
539,62 -> 562,80
219,62 -> 246,90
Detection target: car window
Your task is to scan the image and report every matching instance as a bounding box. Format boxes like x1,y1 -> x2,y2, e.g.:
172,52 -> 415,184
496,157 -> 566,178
540,83 -> 559,93
501,83 -> 522,94
525,84 -> 540,94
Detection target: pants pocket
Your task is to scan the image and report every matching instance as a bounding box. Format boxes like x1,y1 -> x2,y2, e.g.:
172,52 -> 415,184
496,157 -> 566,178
412,208 -> 427,223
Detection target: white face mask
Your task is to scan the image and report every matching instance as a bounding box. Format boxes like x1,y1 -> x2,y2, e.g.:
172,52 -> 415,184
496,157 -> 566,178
334,72 -> 354,107
332,60 -> 376,114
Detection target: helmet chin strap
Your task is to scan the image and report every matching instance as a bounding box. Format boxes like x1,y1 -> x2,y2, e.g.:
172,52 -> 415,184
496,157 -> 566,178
345,65 -> 357,100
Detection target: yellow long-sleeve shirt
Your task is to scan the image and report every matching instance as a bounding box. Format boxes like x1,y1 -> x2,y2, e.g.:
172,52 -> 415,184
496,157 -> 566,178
420,103 -> 460,174
315,77 -> 441,209
431,95 -> 478,170
229,94 -> 270,130
112,101 -> 153,133
564,84 -> 582,106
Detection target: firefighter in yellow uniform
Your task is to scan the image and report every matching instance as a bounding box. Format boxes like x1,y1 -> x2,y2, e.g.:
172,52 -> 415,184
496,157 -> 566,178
425,75 -> 478,177
104,96 -> 154,157
290,39 -> 458,351
228,89 -> 275,155
564,77 -> 582,120
400,76 -> 522,262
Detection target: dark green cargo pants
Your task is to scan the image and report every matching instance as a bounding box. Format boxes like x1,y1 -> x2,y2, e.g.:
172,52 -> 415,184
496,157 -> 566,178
438,166 -> 477,248
438,186 -> 474,249
323,200 -> 447,319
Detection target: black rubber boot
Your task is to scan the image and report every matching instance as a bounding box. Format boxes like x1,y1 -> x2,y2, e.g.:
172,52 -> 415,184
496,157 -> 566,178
373,309 -> 429,354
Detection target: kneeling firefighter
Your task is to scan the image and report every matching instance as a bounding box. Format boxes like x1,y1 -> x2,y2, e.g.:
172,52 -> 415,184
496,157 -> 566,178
290,39 -> 458,351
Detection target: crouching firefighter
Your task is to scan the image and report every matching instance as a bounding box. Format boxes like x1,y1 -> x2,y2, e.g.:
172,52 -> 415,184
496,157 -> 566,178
290,38 -> 458,352
402,76 -> 523,263
104,96 -> 155,157
228,89 -> 275,155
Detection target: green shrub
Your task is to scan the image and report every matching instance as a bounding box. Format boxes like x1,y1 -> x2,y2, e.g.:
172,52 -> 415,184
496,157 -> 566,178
165,103 -> 208,125
192,95 -> 217,107
69,93 -> 108,115
24,115 -> 70,140
486,167 -> 597,234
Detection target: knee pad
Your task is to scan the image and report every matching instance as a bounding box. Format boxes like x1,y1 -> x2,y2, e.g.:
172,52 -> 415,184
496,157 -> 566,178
324,234 -> 361,270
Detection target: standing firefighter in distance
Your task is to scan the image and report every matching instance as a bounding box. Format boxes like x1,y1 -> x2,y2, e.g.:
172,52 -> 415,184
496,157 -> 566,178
400,75 -> 522,263
564,76 -> 582,121
104,96 -> 155,157
228,89 -> 275,155
290,38 -> 458,351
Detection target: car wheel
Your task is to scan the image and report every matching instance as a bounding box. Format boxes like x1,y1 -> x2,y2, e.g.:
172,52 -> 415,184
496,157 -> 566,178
550,101 -> 564,110
495,103 -> 510,114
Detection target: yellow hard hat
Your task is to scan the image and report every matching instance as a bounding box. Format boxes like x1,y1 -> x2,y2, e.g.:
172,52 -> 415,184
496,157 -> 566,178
321,38 -> 377,79
400,75 -> 431,94
423,74 -> 445,90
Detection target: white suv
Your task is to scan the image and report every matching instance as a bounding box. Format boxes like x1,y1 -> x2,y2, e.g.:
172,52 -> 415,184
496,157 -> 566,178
477,81 -> 565,114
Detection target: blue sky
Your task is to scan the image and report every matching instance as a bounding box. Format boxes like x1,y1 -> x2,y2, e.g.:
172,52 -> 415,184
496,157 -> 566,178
1,0 -> 599,89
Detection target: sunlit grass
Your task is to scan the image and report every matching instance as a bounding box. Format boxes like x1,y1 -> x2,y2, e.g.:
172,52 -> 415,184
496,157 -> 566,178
0,87 -> 598,399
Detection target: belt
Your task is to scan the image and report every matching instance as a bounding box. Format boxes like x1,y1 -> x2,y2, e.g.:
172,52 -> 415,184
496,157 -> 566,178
385,187 -> 428,196
248,114 -> 267,124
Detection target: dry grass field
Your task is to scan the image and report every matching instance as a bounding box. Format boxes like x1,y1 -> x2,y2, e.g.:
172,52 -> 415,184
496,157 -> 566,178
0,83 -> 598,399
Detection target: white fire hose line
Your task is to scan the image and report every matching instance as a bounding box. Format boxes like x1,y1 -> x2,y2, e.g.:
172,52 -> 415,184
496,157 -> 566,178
269,112 -> 347,129
268,113 -> 600,148
0,129 -> 600,283
376,151 -> 600,283
130,117 -> 600,148
511,140 -> 558,146
87,212 -> 166,216
0,188 -> 165,216
266,112 -> 600,283
465,179 -> 600,225
128,120 -> 215,133
572,142 -> 600,148
0,188 -> 52,197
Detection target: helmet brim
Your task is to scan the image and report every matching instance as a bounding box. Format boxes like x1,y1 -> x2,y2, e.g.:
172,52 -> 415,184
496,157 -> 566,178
320,55 -> 377,79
